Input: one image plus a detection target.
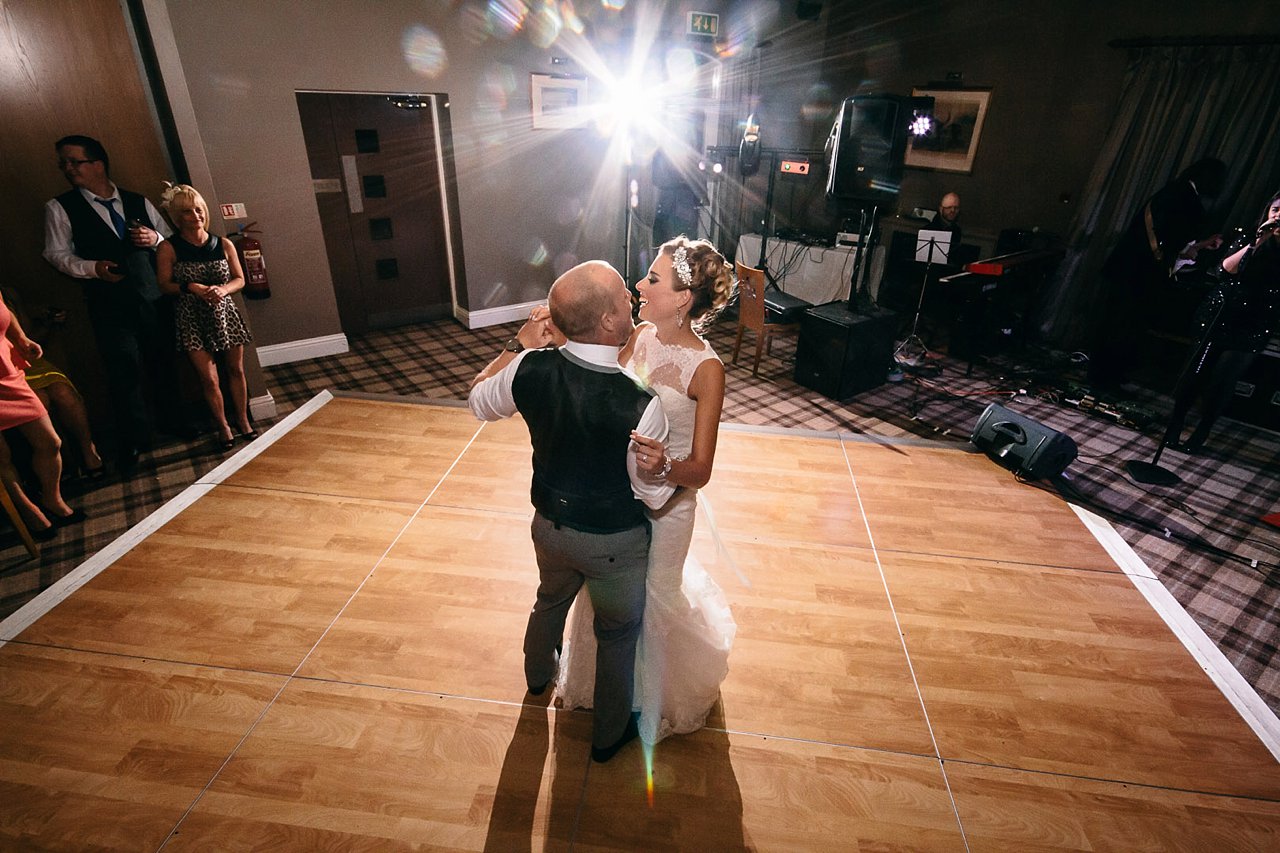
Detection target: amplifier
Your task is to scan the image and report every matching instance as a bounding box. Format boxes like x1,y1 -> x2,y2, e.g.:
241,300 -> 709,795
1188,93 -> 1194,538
794,303 -> 897,400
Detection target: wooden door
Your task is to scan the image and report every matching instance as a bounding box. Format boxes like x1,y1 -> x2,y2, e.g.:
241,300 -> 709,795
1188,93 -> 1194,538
297,92 -> 453,335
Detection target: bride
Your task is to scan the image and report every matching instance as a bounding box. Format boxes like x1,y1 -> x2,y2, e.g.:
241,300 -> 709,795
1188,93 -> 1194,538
556,235 -> 737,745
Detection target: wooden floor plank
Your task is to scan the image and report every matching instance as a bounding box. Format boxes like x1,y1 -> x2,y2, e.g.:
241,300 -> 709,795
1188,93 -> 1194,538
225,397 -> 478,504
0,645 -> 284,852
429,415 -> 537,515
845,441 -> 1119,571
947,761 -> 1280,852
15,487 -> 416,673
576,730 -> 966,852
699,531 -> 934,754
165,679 -> 590,852
701,432 -> 872,549
298,504 -> 538,700
879,550 -> 1280,799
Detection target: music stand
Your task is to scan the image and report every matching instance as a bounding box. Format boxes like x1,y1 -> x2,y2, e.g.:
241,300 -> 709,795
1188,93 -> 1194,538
895,229 -> 952,357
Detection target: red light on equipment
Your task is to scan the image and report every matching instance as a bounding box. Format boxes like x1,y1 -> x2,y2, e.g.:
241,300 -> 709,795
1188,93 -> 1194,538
779,159 -> 810,175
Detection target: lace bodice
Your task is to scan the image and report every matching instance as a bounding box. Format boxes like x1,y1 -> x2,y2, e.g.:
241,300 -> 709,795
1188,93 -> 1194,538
625,324 -> 720,459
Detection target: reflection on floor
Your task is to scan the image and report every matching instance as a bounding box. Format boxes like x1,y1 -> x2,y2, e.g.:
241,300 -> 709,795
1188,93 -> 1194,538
2,395 -> 1277,850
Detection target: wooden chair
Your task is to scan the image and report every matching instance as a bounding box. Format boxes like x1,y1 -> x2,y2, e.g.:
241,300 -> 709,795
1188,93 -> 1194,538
0,478 -> 39,559
732,262 -> 801,377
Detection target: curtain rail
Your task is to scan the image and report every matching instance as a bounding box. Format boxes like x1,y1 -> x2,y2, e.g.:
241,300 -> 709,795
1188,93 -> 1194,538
1110,35 -> 1280,48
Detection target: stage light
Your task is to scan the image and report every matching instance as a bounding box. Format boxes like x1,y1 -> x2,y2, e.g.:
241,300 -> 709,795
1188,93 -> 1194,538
910,113 -> 934,137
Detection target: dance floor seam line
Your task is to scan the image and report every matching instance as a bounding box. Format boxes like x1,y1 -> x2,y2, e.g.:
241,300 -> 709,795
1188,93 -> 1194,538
938,756 -> 1280,804
840,438 -> 972,851
159,402 -> 491,847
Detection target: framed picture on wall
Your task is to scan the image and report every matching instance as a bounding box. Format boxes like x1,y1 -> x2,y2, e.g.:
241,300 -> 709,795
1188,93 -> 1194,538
531,73 -> 587,130
905,88 -> 992,173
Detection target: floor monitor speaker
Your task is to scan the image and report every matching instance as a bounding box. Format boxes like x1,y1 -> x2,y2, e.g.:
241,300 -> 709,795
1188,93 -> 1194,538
794,303 -> 898,400
971,403 -> 1077,480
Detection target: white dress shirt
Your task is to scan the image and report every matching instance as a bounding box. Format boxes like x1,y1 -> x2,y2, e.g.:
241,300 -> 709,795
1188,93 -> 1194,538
43,185 -> 172,279
469,340 -> 676,510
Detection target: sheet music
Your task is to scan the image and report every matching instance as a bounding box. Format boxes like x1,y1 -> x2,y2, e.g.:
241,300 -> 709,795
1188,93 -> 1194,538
915,229 -> 952,264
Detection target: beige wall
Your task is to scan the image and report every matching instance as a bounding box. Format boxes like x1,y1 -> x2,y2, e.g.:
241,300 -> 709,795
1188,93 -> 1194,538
148,1 -> 730,348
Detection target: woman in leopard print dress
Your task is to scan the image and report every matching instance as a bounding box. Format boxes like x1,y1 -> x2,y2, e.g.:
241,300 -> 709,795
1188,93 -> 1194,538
156,184 -> 254,451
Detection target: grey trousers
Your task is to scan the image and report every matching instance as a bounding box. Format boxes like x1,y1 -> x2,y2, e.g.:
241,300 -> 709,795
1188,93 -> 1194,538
527,512 -> 649,749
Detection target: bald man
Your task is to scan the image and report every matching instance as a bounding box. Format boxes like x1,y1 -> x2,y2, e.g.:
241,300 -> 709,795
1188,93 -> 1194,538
469,261 -> 674,763
934,192 -> 962,244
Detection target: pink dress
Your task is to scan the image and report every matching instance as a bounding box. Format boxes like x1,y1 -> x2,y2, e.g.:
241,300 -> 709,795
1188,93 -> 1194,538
0,299 -> 47,430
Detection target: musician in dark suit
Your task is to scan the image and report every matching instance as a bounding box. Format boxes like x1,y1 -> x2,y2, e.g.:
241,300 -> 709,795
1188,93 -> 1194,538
1165,190 -> 1280,453
1088,158 -> 1227,391
42,135 -> 179,470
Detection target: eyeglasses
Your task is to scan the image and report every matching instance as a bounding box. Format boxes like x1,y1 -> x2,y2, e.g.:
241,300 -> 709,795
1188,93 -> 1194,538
57,158 -> 98,168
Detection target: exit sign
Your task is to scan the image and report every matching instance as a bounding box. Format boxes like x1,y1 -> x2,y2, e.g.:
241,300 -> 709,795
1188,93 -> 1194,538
687,12 -> 718,37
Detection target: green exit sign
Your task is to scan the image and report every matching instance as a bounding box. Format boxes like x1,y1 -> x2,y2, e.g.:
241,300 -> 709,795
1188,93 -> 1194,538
687,12 -> 719,37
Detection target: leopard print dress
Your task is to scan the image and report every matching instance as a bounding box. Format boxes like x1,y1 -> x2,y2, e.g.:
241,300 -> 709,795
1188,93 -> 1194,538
167,233 -> 253,353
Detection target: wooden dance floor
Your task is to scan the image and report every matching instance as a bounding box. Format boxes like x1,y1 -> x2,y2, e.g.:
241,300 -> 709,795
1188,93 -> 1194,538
2,393 -> 1278,851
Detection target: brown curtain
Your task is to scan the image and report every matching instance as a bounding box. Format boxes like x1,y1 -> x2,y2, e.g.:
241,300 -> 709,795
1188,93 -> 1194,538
1037,43 -> 1280,345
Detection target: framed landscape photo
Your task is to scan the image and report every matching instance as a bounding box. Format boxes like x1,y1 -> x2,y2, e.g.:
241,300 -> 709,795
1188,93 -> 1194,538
905,88 -> 991,174
531,73 -> 587,130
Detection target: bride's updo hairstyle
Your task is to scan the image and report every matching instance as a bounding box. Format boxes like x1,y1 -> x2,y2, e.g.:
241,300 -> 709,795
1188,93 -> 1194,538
661,235 -> 735,332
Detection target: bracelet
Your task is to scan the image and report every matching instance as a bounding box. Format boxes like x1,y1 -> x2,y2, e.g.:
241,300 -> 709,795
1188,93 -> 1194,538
179,281 -> 191,294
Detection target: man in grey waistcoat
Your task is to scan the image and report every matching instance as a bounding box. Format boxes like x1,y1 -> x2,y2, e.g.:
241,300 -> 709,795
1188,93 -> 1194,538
468,260 -> 673,763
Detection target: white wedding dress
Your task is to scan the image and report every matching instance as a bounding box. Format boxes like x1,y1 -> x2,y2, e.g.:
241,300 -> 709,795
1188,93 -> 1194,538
555,324 -> 737,745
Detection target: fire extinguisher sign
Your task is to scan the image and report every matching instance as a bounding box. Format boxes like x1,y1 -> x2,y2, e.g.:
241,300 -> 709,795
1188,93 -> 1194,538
221,203 -> 247,219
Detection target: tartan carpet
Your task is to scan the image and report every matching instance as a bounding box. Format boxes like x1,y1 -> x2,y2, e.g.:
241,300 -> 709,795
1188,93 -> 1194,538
3,314 -> 1277,714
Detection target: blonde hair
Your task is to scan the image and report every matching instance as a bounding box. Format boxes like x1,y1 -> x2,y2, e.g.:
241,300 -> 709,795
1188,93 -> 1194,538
660,235 -> 734,331
159,182 -> 208,219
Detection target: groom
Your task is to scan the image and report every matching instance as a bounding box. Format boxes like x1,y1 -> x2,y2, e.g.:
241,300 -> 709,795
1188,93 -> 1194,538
468,260 -> 674,763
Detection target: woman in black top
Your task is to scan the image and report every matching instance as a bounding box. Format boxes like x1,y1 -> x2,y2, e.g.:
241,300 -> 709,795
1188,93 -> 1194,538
1165,190 -> 1280,453
156,184 -> 254,451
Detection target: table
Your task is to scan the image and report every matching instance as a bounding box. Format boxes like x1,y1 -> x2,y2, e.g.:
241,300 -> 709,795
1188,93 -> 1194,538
736,234 -> 873,305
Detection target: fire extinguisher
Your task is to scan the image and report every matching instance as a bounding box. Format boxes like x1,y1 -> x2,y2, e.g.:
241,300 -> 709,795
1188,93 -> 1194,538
228,222 -> 270,299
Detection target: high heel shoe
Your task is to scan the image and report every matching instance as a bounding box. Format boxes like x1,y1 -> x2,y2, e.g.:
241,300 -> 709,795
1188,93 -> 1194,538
42,507 -> 87,528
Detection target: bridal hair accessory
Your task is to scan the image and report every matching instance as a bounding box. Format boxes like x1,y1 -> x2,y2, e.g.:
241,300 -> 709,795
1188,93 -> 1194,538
672,245 -> 693,290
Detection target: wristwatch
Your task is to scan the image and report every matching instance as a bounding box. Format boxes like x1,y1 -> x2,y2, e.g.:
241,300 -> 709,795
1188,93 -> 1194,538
503,338 -> 525,353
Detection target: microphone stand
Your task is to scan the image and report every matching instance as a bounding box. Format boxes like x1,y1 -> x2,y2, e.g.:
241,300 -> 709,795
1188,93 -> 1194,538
1123,287 -> 1227,486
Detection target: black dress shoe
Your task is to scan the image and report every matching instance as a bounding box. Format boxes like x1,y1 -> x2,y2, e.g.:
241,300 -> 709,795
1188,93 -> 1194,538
527,679 -> 551,697
591,714 -> 640,764
117,450 -> 140,475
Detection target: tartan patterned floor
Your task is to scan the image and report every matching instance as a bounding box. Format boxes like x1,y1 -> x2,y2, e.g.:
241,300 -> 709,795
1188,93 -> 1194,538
3,314 -> 1278,715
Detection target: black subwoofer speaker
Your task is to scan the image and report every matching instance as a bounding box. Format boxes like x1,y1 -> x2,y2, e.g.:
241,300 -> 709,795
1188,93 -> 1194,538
971,403 -> 1077,480
794,303 -> 898,400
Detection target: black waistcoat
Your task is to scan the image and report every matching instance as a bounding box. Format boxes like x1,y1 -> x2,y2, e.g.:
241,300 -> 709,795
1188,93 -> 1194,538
512,348 -> 654,533
56,188 -> 160,303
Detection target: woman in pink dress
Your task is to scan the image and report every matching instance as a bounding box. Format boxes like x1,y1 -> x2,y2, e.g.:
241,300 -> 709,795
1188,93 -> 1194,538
0,290 -> 82,538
